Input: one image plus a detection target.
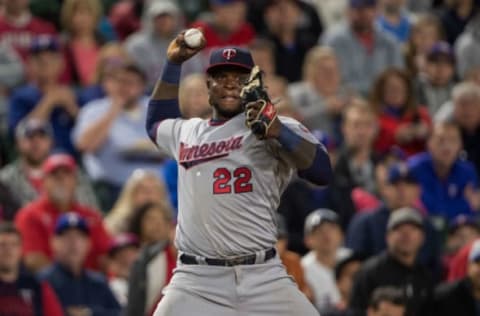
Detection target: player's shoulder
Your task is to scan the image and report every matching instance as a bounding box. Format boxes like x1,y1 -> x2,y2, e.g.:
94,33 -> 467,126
278,115 -> 304,127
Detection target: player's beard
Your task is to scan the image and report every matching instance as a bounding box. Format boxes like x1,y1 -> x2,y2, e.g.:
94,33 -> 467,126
211,101 -> 244,119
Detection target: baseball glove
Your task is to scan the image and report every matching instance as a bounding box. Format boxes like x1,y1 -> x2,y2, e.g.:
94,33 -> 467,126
240,66 -> 277,139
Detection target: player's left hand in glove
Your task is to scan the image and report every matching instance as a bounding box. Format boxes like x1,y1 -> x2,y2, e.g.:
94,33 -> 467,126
241,66 -> 280,139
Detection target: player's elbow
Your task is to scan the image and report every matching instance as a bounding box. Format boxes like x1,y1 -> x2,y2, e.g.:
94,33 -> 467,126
298,145 -> 333,186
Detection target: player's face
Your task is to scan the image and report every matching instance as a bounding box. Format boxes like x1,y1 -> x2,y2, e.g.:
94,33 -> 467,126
207,67 -> 250,120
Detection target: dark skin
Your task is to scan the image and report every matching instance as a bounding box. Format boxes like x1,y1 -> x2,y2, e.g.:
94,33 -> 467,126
152,31 -> 282,138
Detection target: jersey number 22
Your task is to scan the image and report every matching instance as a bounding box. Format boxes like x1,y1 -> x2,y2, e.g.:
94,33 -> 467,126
213,167 -> 253,194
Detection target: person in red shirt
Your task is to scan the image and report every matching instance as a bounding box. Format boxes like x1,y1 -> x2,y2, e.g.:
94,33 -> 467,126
0,222 -> 63,316
15,153 -> 111,273
371,67 -> 432,157
191,0 -> 255,50
0,0 -> 57,62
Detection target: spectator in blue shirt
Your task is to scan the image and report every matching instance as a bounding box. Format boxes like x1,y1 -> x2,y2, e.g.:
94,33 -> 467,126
407,121 -> 480,222
346,162 -> 442,275
376,0 -> 412,43
73,63 -> 162,211
40,213 -> 121,316
8,36 -> 80,156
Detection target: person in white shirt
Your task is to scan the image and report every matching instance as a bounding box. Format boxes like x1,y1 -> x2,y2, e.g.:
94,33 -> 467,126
301,208 -> 350,312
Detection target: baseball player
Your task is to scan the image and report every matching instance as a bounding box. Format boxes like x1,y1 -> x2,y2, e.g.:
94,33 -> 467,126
146,32 -> 332,315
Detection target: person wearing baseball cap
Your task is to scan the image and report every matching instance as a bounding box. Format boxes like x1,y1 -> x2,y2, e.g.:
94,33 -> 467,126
40,213 -> 121,315
124,1 -> 190,90
433,239 -> 480,316
349,207 -> 434,316
108,233 -> 140,307
302,209 -> 347,312
15,153 -> 111,273
416,41 -> 456,114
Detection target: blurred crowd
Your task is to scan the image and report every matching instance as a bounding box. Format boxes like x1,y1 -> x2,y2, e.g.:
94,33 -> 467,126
0,0 -> 480,315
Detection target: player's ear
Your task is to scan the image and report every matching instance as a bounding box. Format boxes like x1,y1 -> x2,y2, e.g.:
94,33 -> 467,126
206,75 -> 212,89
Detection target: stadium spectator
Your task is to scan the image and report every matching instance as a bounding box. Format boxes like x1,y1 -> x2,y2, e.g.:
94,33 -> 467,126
0,0 -> 57,62
0,223 -> 63,316
248,37 -> 276,78
260,0 -> 322,82
371,68 -> 431,157
329,100 -> 379,222
109,0 -> 145,41
454,13 -> 480,79
404,14 -> 444,77
60,0 -> 106,87
434,83 -> 480,173
276,213 -> 312,300
0,180 -> 19,221
39,213 -> 121,316
73,63 -> 161,211
437,0 -> 479,44
178,73 -> 211,119
321,251 -> 364,316
8,37 -> 80,156
106,169 -> 169,235
451,83 -> 480,174
125,1 -> 203,91
15,153 -> 111,272
323,0 -> 404,96
444,215 -> 480,271
376,0 -> 412,43
314,0 -> 348,30
407,122 -> 480,221
126,202 -> 176,316
77,42 -> 130,106
0,118 -> 98,208
367,287 -> 406,316
302,209 -> 348,312
192,0 -> 255,49
288,46 -> 351,136
434,239 -> 480,316
0,42 -> 23,137
414,42 -> 456,115
349,207 -> 434,316
107,233 -> 140,307
346,163 -> 442,273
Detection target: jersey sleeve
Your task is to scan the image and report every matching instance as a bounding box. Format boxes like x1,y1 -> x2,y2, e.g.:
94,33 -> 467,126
278,116 -> 320,144
154,118 -> 185,159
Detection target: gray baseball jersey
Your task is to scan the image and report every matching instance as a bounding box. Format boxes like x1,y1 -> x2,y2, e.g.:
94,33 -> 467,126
155,113 -> 319,258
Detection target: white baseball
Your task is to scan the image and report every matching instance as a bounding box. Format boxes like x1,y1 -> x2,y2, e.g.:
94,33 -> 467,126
184,28 -> 204,48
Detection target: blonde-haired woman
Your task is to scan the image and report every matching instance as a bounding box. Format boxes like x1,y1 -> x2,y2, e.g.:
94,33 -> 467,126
61,0 -> 105,87
105,169 -> 170,235
288,46 -> 352,140
178,74 -> 211,119
78,42 -> 131,105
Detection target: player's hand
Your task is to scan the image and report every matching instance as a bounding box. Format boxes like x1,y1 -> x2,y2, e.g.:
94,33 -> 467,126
245,100 -> 280,139
167,30 -> 206,64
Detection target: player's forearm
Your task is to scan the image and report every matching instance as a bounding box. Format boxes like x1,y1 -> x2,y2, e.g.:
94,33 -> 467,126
276,124 -> 332,185
146,61 -> 182,141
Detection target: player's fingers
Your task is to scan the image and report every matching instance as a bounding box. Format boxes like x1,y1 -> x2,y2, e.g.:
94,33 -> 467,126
245,101 -> 263,111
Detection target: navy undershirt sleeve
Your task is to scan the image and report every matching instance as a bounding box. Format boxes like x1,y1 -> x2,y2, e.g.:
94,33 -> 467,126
146,61 -> 182,142
277,124 -> 332,186
298,144 -> 333,186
